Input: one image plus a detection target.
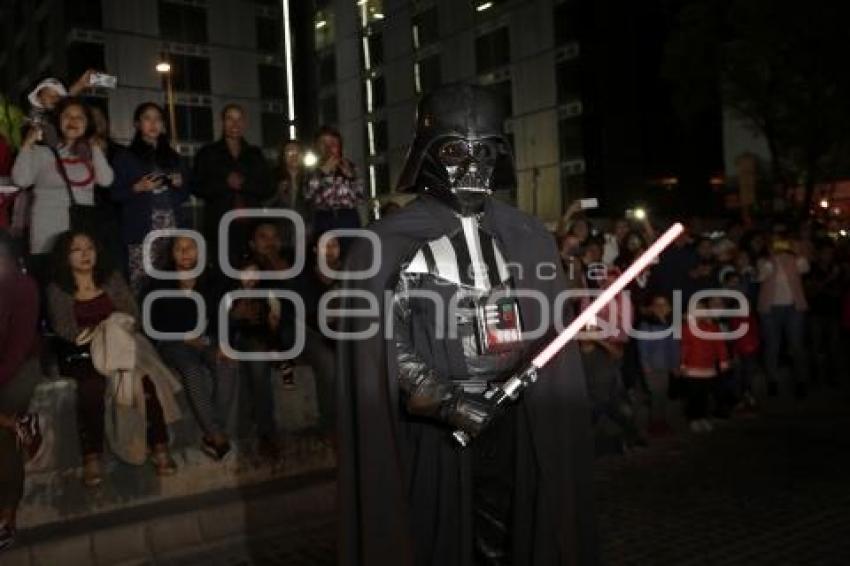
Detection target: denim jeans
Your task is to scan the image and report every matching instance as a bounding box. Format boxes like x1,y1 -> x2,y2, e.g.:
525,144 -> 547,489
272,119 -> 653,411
240,361 -> 276,438
809,313 -> 843,384
761,305 -> 807,387
643,369 -> 670,422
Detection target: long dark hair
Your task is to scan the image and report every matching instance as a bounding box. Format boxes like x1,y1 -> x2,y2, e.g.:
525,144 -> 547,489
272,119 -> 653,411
49,229 -> 113,293
128,102 -> 180,169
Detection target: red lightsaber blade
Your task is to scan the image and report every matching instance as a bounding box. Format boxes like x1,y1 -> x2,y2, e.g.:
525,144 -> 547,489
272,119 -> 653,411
452,222 -> 685,447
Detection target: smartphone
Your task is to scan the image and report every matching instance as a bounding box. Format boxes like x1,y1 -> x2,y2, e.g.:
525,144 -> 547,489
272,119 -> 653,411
89,72 -> 118,89
579,198 -> 599,210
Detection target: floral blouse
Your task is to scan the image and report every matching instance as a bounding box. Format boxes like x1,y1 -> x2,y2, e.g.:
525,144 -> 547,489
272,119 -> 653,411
305,160 -> 365,211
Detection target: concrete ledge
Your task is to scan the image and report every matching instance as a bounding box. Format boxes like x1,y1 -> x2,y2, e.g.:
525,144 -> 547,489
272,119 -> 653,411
148,513 -> 205,556
30,534 -> 91,566
19,364 -> 327,530
0,546 -> 32,566
92,524 -> 149,566
8,472 -> 335,565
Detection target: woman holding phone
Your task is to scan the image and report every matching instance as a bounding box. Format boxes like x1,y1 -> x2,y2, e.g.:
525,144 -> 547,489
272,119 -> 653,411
111,102 -> 191,293
11,97 -> 113,281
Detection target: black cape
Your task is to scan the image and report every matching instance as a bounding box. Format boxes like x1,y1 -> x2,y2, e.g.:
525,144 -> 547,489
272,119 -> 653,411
337,195 -> 598,566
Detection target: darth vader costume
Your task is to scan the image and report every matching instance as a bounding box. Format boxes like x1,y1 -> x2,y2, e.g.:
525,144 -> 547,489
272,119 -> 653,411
337,84 -> 597,566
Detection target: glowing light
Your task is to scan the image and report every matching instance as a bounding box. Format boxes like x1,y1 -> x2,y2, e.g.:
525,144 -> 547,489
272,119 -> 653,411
373,12 -> 385,19
369,164 -> 377,199
634,207 -> 647,221
819,198 -> 830,209
155,62 -> 171,73
476,2 -> 493,11
533,223 -> 684,369
414,61 -> 422,94
283,0 -> 296,140
303,151 -> 318,167
367,120 -> 376,156
315,20 -> 327,29
840,230 -> 848,237
365,77 -> 374,113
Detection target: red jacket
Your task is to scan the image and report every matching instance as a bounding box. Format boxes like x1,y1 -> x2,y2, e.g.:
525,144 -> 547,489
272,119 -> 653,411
730,315 -> 759,356
680,317 -> 730,378
0,273 -> 40,386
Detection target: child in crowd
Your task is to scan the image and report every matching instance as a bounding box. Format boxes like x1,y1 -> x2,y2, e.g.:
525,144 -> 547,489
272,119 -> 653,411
708,296 -> 738,419
680,297 -> 730,433
229,260 -> 283,460
721,271 -> 760,409
580,264 -> 645,453
637,293 -> 680,436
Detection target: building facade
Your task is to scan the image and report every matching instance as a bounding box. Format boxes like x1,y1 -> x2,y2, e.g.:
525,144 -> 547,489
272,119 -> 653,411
312,0 -> 584,222
0,0 -> 312,159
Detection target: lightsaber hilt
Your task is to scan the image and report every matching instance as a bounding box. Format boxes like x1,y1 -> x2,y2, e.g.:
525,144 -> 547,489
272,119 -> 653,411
452,365 -> 539,447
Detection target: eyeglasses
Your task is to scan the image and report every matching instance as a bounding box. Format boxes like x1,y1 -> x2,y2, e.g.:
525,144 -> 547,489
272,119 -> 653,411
436,139 -> 503,166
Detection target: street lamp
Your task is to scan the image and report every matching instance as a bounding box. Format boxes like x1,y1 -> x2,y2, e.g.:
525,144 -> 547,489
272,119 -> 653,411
156,60 -> 177,145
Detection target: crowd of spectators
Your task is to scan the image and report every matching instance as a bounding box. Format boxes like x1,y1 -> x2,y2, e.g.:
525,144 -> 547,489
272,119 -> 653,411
0,72 -> 363,549
557,205 -> 850,454
1,71 -> 850,550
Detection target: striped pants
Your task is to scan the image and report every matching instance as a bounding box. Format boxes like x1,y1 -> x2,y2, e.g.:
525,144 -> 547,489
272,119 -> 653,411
158,342 -> 239,437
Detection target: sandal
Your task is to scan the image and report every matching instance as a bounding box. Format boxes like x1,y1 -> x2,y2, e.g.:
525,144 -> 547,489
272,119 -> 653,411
151,449 -> 178,476
83,455 -> 103,487
201,435 -> 231,461
15,413 -> 42,460
0,521 -> 15,552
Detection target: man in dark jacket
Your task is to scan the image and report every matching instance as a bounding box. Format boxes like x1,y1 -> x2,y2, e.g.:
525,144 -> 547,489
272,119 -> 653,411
337,85 -> 598,566
193,104 -> 274,266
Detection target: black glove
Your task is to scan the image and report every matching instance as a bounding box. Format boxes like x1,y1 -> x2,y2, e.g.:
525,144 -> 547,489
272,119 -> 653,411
443,389 -> 504,440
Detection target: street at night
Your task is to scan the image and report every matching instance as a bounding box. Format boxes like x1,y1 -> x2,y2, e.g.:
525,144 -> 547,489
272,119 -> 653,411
2,0 -> 850,564
160,387 -> 850,566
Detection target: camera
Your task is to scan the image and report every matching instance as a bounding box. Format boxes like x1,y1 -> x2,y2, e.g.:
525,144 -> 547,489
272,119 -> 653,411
88,72 -> 118,89
28,114 -> 60,148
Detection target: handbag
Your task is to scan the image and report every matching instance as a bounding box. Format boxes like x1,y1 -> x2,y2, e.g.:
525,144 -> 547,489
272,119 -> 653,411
50,146 -> 100,233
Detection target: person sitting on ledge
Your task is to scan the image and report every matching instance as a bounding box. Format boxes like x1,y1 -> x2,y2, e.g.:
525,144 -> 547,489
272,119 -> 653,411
46,229 -> 180,487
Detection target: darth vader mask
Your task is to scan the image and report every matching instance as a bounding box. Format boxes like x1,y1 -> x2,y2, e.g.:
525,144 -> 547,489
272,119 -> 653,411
418,136 -> 508,215
397,85 -> 517,215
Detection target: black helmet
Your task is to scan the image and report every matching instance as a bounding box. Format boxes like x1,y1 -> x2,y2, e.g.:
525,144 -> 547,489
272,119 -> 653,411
396,84 -> 516,198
